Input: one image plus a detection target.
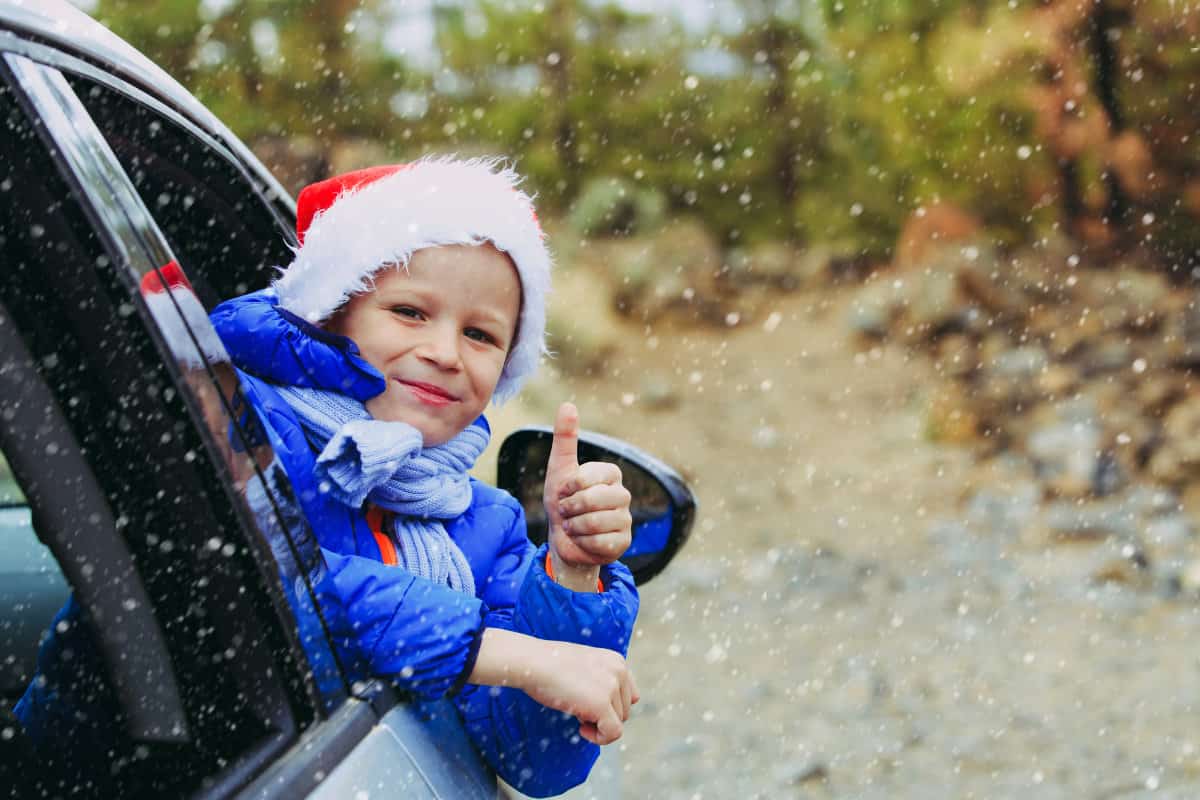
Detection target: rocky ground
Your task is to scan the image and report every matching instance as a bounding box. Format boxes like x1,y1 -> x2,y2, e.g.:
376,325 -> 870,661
483,267 -> 1200,798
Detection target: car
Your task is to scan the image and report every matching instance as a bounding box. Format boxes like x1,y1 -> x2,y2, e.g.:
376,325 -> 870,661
0,2 -> 694,797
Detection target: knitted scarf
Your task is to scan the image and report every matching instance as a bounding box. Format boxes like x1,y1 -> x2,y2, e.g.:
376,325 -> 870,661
275,384 -> 485,595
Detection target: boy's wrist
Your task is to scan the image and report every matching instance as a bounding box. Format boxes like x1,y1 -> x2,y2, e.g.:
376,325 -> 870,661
548,547 -> 602,593
472,628 -> 542,693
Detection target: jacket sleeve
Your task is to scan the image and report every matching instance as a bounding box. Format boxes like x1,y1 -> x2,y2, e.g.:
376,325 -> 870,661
320,548 -> 486,701
452,501 -> 640,798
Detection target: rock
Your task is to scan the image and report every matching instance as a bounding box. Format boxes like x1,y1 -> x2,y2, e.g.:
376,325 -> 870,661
991,345 -> 1049,382
957,258 -> 1026,317
1078,337 -> 1133,377
725,242 -> 808,290
1147,396 -> 1200,484
1123,484 -> 1182,518
1040,499 -> 1138,542
1026,305 -> 1069,340
1007,250 -> 1059,298
1101,407 -> 1158,481
774,758 -> 830,787
1177,559 -> 1200,593
962,483 -> 1040,539
932,334 -> 980,380
1143,514 -> 1195,574
606,219 -> 725,323
1162,297 -> 1200,368
1036,363 -> 1081,398
545,265 -> 627,376
1086,537 -> 1152,588
795,245 -> 840,287
1093,450 -> 1127,497
847,281 -> 904,339
1134,372 -> 1185,417
1048,310 -> 1106,359
926,382 -> 980,444
893,204 -> 982,270
902,267 -> 967,340
1026,418 -> 1103,498
567,175 -> 666,237
1090,269 -> 1170,327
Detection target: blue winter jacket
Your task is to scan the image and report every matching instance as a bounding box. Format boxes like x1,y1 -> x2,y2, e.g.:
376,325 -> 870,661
12,290 -> 639,799
210,290 -> 641,796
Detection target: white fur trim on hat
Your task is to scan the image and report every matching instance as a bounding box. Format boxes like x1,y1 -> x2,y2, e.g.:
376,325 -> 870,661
273,156 -> 550,404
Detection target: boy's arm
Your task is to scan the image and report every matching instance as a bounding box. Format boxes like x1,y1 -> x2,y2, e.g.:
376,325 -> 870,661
320,548 -> 486,699
454,504 -> 640,798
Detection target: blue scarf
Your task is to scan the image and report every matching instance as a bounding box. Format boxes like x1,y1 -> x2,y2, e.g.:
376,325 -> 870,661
275,384 -> 485,596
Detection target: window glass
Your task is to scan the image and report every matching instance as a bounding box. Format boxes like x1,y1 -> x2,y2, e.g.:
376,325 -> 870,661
0,71 -> 305,796
65,72 -> 349,706
67,74 -> 293,305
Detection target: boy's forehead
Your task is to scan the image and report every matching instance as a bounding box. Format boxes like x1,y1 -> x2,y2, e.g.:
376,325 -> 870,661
373,245 -> 521,301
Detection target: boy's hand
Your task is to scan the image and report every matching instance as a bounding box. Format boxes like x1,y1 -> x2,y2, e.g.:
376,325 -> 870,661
519,638 -> 639,746
544,402 -> 633,587
472,629 -> 639,746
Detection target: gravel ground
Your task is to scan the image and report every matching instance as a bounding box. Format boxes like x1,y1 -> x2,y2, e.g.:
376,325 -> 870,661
485,286 -> 1200,799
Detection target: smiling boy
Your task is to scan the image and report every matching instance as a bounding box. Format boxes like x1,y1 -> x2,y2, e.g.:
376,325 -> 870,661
207,157 -> 640,796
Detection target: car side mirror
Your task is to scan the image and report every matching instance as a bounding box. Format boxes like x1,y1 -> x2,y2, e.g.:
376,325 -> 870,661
497,427 -> 695,585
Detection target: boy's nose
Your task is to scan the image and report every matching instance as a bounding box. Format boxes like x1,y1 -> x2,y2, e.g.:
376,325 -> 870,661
416,325 -> 462,370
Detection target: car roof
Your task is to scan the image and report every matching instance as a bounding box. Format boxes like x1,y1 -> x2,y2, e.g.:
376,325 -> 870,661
0,0 -> 295,214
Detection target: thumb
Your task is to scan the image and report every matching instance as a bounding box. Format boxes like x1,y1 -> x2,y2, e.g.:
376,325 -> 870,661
547,402 -> 580,483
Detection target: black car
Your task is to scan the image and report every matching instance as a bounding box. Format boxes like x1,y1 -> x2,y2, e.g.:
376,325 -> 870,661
0,2 -> 693,797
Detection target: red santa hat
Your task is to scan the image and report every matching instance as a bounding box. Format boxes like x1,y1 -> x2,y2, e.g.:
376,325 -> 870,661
141,261 -> 230,369
272,156 -> 551,404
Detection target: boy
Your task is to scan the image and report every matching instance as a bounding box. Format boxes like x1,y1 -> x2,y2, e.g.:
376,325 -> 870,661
209,156 -> 640,796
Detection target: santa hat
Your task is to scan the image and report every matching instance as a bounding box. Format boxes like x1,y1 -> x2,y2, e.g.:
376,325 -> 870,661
272,156 -> 551,404
141,261 -> 230,369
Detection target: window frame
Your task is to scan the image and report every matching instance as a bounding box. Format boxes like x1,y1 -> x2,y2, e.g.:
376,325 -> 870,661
0,49 -> 319,796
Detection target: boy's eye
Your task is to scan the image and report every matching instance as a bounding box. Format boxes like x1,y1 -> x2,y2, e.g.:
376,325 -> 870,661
464,327 -> 498,346
390,305 -> 424,319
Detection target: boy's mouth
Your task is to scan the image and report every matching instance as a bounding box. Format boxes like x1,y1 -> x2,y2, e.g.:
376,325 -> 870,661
399,379 -> 459,406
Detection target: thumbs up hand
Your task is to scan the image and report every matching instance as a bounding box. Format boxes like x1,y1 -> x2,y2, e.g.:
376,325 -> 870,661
543,402 -> 633,592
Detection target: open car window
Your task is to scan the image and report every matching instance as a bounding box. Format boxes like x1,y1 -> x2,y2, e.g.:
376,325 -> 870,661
0,52 -> 320,796
57,65 -> 355,709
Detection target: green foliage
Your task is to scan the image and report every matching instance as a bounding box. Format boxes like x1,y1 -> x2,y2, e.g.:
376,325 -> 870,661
84,0 -> 1200,268
93,0 -> 414,140
568,175 -> 666,237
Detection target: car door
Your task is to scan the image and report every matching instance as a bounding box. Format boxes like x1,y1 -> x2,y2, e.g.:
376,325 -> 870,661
0,36 -> 495,800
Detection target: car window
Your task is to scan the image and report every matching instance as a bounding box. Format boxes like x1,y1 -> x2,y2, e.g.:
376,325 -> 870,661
65,73 -> 293,305
0,63 -> 313,796
58,68 -> 352,709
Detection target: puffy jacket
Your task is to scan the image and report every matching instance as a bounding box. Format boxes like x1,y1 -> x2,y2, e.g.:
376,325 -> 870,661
13,290 -> 639,799
213,290 -> 641,796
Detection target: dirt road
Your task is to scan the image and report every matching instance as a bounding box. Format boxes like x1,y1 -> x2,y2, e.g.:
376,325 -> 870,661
487,286 -> 1200,799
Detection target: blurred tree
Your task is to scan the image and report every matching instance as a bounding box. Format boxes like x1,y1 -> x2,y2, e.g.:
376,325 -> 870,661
81,0 -> 1200,273
93,0 -> 411,141
432,0 -> 685,207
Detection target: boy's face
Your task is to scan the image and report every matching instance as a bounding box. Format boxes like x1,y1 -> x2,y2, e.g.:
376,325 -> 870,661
326,244 -> 521,446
